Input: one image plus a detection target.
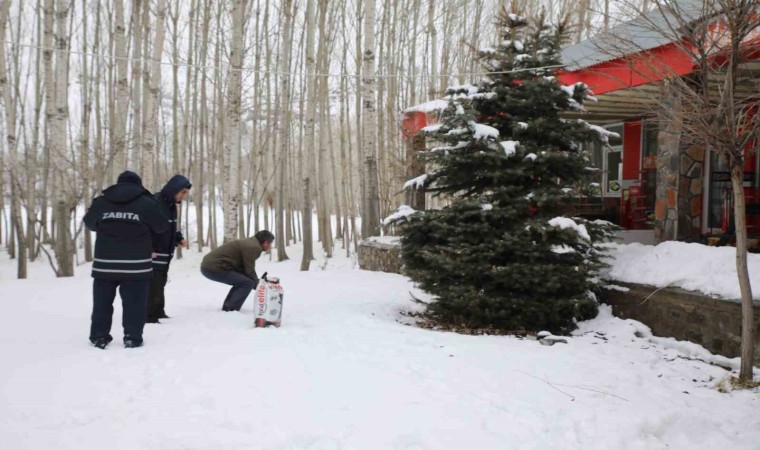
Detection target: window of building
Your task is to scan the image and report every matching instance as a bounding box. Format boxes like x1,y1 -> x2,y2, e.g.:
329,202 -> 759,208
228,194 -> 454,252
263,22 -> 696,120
602,125 -> 624,197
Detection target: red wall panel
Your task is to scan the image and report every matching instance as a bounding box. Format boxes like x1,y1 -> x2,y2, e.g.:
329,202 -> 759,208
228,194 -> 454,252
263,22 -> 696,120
623,121 -> 642,180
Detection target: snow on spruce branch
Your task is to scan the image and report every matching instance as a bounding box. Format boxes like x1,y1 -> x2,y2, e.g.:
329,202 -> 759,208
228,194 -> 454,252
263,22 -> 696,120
431,141 -> 469,153
548,217 -> 591,241
500,140 -> 519,157
579,119 -> 620,144
470,122 -> 499,140
382,205 -> 418,226
403,174 -> 427,190
403,99 -> 450,115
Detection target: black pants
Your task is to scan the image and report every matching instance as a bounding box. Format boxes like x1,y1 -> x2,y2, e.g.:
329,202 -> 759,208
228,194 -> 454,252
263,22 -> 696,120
147,271 -> 168,320
200,267 -> 257,311
90,278 -> 150,344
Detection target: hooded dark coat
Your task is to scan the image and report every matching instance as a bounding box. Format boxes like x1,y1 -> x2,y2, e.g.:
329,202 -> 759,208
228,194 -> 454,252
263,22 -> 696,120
151,175 -> 192,272
83,182 -> 168,280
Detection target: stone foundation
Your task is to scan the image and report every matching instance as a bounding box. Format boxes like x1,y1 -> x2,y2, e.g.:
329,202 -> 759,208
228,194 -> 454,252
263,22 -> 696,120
601,282 -> 760,360
357,238 -> 403,274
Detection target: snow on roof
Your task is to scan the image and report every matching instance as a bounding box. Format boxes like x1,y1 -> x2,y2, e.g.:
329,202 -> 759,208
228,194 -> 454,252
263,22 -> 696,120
560,0 -> 708,71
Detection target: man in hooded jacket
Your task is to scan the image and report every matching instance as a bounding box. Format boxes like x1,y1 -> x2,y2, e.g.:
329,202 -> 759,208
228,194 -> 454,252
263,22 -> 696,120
83,171 -> 168,349
147,174 -> 192,323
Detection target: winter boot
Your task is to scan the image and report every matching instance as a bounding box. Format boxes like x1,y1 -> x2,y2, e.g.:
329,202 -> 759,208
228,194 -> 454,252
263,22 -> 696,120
123,336 -> 143,348
91,335 -> 113,349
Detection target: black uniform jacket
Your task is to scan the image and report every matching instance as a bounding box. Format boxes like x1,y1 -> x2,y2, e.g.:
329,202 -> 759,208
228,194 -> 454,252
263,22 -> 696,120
151,175 -> 192,273
83,183 -> 168,280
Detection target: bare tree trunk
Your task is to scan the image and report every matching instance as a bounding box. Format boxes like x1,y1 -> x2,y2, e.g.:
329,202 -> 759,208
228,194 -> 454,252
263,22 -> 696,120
141,0 -> 168,192
112,0 -> 130,173
730,165 -> 755,380
300,0 -> 316,270
0,0 -> 27,278
274,0 -> 293,261
130,0 -> 143,171
361,0 -> 380,237
45,0 -> 74,277
81,0 -> 93,262
223,0 -> 245,243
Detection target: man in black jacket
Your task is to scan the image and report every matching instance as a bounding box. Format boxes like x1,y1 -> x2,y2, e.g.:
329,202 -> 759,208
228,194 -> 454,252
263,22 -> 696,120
83,171 -> 168,349
147,174 -> 192,323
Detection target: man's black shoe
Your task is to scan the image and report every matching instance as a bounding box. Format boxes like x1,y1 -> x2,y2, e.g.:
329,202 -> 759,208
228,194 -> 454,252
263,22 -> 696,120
124,337 -> 143,348
158,312 -> 170,319
146,317 -> 161,324
91,336 -> 113,349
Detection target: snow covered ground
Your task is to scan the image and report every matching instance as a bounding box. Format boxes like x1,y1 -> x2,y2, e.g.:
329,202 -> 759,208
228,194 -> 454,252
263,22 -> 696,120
1,239 -> 759,449
604,240 -> 760,301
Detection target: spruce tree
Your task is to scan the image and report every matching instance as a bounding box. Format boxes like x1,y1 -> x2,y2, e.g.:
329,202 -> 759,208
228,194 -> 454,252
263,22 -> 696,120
391,13 -> 616,334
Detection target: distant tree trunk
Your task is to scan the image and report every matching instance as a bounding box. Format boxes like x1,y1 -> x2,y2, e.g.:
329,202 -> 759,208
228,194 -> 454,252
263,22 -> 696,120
141,0 -> 168,192
274,0 -> 293,261
316,0 -> 332,255
0,0 -> 27,278
223,0 -> 245,243
81,0 -> 93,262
47,0 -> 74,277
112,0 -> 130,173
361,0 -> 380,238
130,0 -> 144,171
300,0 -> 316,270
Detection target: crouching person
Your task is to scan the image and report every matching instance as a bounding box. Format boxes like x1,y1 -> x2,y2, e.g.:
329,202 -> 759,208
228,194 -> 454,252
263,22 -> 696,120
83,171 -> 168,349
200,230 -> 274,311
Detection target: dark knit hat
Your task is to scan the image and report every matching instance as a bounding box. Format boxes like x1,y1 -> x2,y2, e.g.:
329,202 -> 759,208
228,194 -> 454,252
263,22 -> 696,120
117,170 -> 143,186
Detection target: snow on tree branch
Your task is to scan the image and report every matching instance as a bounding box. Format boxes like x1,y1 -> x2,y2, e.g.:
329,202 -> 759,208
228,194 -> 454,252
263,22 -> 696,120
403,174 -> 428,190
382,205 -> 418,226
500,140 -> 519,157
548,217 -> 591,241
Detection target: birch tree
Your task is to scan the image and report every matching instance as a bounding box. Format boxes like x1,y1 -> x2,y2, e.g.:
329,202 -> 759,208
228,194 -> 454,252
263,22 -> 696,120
0,0 -> 27,278
141,0 -> 168,192
45,0 -> 74,277
223,0 -> 246,243
361,0 -> 380,237
300,0 -> 316,270
112,0 -> 130,173
274,0 -> 293,260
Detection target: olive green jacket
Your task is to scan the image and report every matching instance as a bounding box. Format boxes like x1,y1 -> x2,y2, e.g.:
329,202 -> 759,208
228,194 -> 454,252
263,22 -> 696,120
201,237 -> 263,280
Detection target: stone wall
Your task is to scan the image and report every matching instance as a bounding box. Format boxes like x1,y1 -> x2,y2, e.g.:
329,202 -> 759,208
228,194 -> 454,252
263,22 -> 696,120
655,82 -> 705,242
655,82 -> 683,243
357,238 -> 403,274
601,282 -> 760,360
679,146 -> 705,237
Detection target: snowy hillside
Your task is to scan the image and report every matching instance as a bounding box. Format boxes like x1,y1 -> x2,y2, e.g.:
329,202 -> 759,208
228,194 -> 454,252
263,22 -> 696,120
0,243 -> 759,449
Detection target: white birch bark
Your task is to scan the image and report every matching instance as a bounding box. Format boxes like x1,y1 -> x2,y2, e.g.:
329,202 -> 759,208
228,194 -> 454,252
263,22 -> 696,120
0,0 -> 27,278
112,0 -> 130,172
47,0 -> 74,276
141,0 -> 168,192
274,0 -> 293,260
300,0 -> 316,270
222,0 -> 245,243
361,0 -> 380,237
